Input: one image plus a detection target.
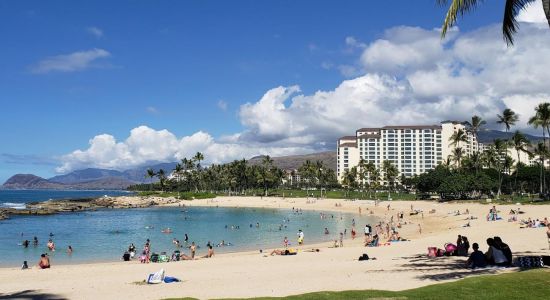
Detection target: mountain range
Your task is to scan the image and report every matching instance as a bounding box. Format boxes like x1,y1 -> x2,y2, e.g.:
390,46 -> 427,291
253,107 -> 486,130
1,129 -> 543,190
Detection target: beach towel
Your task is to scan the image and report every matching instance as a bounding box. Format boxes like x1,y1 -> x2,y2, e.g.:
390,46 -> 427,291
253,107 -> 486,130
146,269 -> 165,284
517,257 -> 544,268
163,276 -> 180,283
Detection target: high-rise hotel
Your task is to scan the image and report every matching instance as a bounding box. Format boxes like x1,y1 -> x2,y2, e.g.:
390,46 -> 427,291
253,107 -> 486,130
336,121 -> 479,182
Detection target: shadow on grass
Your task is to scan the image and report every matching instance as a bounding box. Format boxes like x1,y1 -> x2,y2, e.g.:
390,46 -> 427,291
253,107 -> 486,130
0,289 -> 67,300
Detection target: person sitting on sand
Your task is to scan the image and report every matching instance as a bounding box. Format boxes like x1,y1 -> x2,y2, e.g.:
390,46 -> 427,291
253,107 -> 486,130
466,243 -> 487,269
122,251 -> 131,261
270,249 -> 296,256
38,254 -> 50,269
202,245 -> 214,258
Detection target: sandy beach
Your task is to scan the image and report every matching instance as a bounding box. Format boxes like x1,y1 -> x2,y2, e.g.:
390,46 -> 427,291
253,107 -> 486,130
1,196 -> 549,300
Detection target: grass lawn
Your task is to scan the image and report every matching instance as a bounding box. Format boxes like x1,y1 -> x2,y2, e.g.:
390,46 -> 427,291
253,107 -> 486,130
165,268 -> 550,300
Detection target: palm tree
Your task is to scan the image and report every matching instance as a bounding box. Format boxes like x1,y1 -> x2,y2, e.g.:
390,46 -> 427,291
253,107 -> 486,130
157,169 -> 166,192
497,108 -> 519,134
438,0 -> 550,45
193,152 -> 204,170
451,147 -> 465,168
465,115 -> 486,149
368,165 -> 380,199
357,159 -> 368,198
534,142 -> 549,194
146,168 -> 156,191
528,103 -> 550,193
449,128 -> 468,148
382,160 -> 399,200
511,130 -> 531,192
261,155 -> 274,196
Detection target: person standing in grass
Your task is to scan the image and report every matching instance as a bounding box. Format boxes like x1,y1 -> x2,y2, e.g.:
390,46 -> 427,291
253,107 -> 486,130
547,224 -> 550,250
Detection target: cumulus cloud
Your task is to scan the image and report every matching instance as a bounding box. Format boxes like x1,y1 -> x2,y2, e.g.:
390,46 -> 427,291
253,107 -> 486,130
30,48 -> 111,74
217,100 -> 228,111
56,126 -> 310,173
517,0 -> 548,24
86,26 -> 103,38
56,22 -> 550,172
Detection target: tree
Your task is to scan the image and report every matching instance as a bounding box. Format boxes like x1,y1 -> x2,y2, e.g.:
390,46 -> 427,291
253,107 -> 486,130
438,0 -> 550,45
450,147 -> 465,168
497,108 -> 519,133
157,169 -> 166,192
465,115 -> 486,149
357,159 -> 368,198
449,128 -> 468,148
260,155 -> 274,196
193,152 -> 204,170
146,168 -> 156,191
534,142 -> 549,193
529,102 -> 550,193
511,130 -> 531,192
382,160 -> 399,200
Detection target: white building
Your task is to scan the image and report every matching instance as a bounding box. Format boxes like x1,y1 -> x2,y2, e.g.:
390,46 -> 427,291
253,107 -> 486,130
336,121 -> 479,182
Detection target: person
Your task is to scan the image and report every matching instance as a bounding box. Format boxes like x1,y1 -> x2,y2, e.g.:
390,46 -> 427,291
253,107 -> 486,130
485,238 -> 508,266
33,236 -> 38,246
21,261 -> 29,270
38,254 -> 50,269
67,245 -> 73,255
47,239 -> 55,251
122,251 -> 131,261
190,242 -> 196,259
283,237 -> 289,248
184,233 -> 189,243
297,229 -> 304,245
364,224 -> 371,238
493,236 -> 512,266
22,240 -> 29,248
547,224 -> 550,250
270,249 -> 295,256
339,232 -> 344,247
324,228 -> 329,235
466,243 -> 487,269
202,245 -> 214,258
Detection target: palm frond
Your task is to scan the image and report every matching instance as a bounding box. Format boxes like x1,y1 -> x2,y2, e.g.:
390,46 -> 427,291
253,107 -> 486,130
440,0 -> 481,38
503,0 -> 537,45
543,0 -> 550,26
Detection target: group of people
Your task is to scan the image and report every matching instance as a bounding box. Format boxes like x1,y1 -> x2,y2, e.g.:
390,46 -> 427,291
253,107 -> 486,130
125,238 -> 219,263
466,236 -> 513,268
487,206 -> 501,221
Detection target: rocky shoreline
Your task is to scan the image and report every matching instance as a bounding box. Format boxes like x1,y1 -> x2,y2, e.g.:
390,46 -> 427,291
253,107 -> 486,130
0,195 -> 182,220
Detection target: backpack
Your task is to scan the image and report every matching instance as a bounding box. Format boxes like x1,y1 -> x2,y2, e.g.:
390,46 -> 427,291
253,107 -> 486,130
358,253 -> 370,261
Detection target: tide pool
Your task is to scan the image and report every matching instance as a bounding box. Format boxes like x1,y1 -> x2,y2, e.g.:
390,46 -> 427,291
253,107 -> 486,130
0,205 -> 376,267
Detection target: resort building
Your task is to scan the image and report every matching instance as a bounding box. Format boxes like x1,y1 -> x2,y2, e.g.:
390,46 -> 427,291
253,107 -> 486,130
336,121 -> 479,182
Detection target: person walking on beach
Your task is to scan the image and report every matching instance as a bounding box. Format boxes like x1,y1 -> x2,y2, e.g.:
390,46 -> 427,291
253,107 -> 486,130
339,232 -> 344,247
297,229 -> 304,245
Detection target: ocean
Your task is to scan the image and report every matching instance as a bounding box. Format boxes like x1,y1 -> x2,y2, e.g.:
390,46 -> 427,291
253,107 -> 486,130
0,189 -> 133,209
0,190 -> 374,267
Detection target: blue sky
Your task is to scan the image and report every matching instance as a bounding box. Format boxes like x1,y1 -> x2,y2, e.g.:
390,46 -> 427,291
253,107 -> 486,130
1,0 -> 544,182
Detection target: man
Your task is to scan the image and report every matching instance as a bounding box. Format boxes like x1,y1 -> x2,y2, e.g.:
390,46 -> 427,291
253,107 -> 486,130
38,254 -> 50,269
297,229 -> 304,245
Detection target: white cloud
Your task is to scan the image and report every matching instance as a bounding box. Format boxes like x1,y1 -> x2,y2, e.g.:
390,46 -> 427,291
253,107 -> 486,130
57,22 -> 550,172
517,0 -> 548,24
146,106 -> 160,114
31,48 -> 111,74
86,26 -> 103,38
217,100 -> 228,111
56,126 -> 310,173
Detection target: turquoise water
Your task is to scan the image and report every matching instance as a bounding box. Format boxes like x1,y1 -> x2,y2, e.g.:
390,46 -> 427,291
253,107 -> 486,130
1,204 -> 373,267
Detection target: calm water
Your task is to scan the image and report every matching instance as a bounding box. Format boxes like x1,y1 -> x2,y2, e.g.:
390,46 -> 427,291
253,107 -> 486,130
0,198 -> 374,267
0,189 -> 133,209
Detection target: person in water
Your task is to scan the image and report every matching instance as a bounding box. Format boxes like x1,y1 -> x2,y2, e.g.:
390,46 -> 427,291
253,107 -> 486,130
33,236 -> 38,246
47,239 -> 55,252
22,240 -> 29,248
67,245 -> 73,255
38,254 -> 50,269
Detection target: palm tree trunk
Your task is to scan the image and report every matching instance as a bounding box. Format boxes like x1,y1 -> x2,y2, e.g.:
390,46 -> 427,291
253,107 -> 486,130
515,152 -> 520,195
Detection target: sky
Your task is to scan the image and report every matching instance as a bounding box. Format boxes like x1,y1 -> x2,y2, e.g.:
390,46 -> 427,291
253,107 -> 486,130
1,0 -> 550,182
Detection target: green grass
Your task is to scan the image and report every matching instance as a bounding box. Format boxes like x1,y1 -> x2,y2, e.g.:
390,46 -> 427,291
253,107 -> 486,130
254,189 -> 418,201
165,269 -> 550,300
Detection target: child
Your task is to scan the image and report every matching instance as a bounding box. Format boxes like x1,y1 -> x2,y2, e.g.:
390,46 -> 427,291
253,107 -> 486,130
21,261 -> 28,270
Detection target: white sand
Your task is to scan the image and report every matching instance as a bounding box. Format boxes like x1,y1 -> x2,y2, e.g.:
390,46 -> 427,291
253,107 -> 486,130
1,196 -> 549,300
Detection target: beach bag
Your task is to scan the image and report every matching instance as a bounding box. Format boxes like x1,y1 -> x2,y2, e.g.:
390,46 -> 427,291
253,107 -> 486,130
358,253 -> 369,261
428,247 -> 437,257
150,253 -> 159,263
436,248 -> 445,257
146,269 -> 165,284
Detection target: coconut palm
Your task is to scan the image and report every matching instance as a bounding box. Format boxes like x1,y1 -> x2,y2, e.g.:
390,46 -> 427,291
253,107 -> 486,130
451,147 -> 465,168
193,152 -> 204,170
534,142 -> 549,193
465,115 -> 486,148
146,168 -> 156,191
438,0 -> 550,45
157,169 -> 166,192
497,108 -> 519,134
357,159 -> 368,198
511,130 -> 531,192
382,160 -> 399,200
449,128 -> 468,148
528,103 -> 550,192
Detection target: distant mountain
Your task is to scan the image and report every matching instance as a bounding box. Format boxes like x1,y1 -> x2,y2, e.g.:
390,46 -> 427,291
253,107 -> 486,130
49,168 -> 124,184
477,129 -> 542,144
248,151 -> 336,171
2,174 -> 135,190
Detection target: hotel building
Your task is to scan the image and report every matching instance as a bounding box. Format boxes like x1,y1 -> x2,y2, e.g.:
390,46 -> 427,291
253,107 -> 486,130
336,121 -> 479,182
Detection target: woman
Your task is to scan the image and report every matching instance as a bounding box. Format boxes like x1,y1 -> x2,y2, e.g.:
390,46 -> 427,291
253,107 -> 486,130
485,238 -> 508,266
